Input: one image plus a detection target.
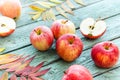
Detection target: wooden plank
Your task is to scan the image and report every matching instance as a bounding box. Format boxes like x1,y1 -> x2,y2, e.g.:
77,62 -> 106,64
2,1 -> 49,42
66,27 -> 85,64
94,67 -> 120,80
41,38 -> 120,80
0,13 -> 120,54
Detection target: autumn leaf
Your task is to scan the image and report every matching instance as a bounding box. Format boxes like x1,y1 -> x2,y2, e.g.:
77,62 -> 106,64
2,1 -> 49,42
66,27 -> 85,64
20,76 -> 27,80
10,74 -> 17,80
0,72 -> 8,80
0,48 -> 5,52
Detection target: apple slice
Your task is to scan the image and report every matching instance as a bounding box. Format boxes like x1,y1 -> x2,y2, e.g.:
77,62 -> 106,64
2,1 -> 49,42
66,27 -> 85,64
80,18 -> 107,39
0,16 -> 16,37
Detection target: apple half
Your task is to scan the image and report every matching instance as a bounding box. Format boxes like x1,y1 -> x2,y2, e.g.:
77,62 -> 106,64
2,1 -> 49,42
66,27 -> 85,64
0,16 -> 16,37
80,18 -> 107,39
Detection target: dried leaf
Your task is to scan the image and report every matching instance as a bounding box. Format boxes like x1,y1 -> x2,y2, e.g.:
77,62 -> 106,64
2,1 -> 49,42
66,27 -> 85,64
0,72 -> 8,80
66,0 -> 75,9
29,5 -> 46,12
0,54 -> 21,65
20,76 -> 27,80
48,9 -> 56,20
0,48 -> 5,52
15,56 -> 35,73
56,7 -> 68,18
30,62 -> 44,74
35,1 -> 56,8
32,12 -> 42,20
10,74 -> 17,80
30,68 -> 51,77
49,0 -> 63,4
74,0 -> 85,6
61,4 -> 74,15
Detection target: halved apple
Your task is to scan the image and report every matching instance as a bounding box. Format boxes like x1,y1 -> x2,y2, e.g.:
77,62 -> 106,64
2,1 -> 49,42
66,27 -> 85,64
0,16 -> 16,37
80,18 -> 107,39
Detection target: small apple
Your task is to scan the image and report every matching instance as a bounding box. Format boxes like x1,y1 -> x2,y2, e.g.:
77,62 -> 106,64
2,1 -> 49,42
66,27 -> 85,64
0,0 -> 22,19
62,65 -> 93,80
91,41 -> 119,68
0,16 -> 16,37
80,18 -> 107,39
30,26 -> 54,51
56,33 -> 83,62
51,19 -> 76,39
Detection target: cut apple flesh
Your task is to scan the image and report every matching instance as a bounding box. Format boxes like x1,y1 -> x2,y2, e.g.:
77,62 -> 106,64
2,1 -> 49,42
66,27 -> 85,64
0,16 -> 16,33
80,18 -> 106,37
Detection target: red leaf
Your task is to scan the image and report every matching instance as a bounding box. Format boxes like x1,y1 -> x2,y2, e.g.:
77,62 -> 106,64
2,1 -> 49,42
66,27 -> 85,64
29,68 -> 50,77
16,66 -> 33,75
20,76 -> 27,80
15,55 -> 35,73
30,62 -> 44,74
10,74 -> 17,80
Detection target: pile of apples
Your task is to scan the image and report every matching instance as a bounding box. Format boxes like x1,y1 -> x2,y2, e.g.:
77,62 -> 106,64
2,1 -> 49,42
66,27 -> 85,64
30,18 -> 119,80
0,0 -> 22,37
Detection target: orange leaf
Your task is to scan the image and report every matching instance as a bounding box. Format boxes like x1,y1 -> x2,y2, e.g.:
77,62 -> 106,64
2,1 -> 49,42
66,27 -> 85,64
0,72 -> 8,80
10,74 -> 17,80
0,54 -> 21,65
15,56 -> 35,73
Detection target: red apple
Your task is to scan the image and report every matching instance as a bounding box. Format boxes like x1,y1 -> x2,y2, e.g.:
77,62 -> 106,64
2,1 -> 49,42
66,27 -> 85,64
91,41 -> 119,68
62,65 -> 93,80
0,0 -> 22,19
51,19 -> 76,39
56,33 -> 83,62
0,16 -> 16,37
30,26 -> 54,51
80,18 -> 107,39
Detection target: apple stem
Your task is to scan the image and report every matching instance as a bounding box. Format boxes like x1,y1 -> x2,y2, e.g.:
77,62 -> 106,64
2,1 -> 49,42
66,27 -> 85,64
62,20 -> 68,24
34,29 -> 41,35
68,36 -> 75,44
104,43 -> 112,50
1,24 -> 6,27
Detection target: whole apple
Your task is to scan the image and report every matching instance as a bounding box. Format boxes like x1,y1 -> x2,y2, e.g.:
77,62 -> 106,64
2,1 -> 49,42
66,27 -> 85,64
51,19 -> 76,39
56,33 -> 83,62
91,41 -> 119,68
30,26 -> 54,51
80,18 -> 107,39
0,16 -> 16,37
0,0 -> 22,19
62,65 -> 93,80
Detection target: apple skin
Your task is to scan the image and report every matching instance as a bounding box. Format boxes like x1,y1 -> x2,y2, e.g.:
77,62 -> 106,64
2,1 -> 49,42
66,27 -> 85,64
91,41 -> 119,68
0,16 -> 16,37
62,65 -> 93,80
0,0 -> 22,19
56,33 -> 83,62
51,19 -> 76,39
30,26 -> 54,51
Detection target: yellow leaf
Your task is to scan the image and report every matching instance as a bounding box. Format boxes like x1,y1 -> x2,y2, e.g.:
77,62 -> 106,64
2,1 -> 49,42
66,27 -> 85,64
0,54 -> 21,65
66,0 -> 75,9
56,7 -> 68,18
35,1 -> 56,8
29,5 -> 46,12
32,12 -> 42,20
0,48 -> 5,52
61,4 -> 74,15
49,0 -> 63,4
0,72 -> 8,80
75,0 -> 85,6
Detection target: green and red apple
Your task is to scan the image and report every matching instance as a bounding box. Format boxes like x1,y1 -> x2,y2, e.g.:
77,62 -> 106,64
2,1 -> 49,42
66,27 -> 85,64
51,19 -> 76,39
80,18 -> 107,39
0,16 -> 16,37
62,65 -> 93,80
56,33 -> 83,62
30,26 -> 54,51
91,41 -> 119,68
